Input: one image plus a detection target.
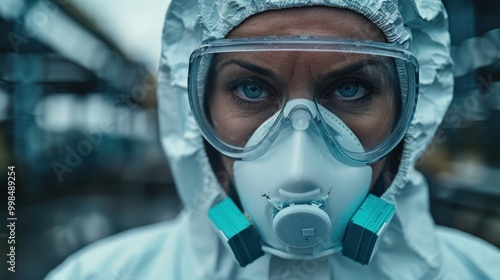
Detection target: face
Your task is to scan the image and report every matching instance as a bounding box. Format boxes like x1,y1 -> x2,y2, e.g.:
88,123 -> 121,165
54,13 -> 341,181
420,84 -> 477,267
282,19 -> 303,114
208,7 -> 395,191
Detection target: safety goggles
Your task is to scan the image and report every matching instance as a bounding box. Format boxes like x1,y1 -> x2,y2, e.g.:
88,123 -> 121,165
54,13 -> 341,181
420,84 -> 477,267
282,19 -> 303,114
188,36 -> 418,166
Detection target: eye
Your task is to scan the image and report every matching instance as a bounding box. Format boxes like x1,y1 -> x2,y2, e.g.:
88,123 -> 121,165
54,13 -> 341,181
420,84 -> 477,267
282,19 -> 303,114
236,83 -> 268,101
334,81 -> 367,99
318,78 -> 376,109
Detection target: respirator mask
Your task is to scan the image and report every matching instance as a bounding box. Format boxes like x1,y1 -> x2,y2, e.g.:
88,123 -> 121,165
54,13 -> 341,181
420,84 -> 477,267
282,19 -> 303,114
187,36 -> 418,266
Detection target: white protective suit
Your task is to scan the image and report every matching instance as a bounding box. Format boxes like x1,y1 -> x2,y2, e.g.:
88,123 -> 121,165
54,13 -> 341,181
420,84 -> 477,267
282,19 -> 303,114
46,0 -> 500,279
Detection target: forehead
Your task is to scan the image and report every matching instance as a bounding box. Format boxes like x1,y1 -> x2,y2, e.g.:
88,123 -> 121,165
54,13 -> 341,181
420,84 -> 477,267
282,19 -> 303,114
227,6 -> 386,43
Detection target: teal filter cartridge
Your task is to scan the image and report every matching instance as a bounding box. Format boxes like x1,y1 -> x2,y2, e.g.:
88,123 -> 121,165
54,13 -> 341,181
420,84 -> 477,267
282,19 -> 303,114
208,197 -> 264,267
342,194 -> 396,265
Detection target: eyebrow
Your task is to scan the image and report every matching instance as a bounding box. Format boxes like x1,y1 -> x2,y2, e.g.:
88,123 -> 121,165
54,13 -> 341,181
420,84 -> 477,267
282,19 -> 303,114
216,59 -> 281,81
216,58 -> 389,82
316,60 -> 388,81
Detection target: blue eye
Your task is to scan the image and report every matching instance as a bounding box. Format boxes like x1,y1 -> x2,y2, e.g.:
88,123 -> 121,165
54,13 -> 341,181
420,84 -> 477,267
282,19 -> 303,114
238,83 -> 266,100
334,82 -> 366,99
224,77 -> 275,107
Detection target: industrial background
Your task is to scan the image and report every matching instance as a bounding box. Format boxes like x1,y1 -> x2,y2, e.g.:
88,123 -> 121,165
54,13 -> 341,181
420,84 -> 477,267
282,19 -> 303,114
0,0 -> 499,279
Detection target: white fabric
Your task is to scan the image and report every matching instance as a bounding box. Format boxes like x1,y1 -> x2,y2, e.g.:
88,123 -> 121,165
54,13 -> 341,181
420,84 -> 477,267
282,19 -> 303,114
46,0 -> 500,279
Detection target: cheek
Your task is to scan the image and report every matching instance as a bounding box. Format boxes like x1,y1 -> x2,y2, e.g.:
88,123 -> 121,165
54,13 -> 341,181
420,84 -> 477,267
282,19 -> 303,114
351,116 -> 394,150
210,94 -> 250,146
346,95 -> 398,150
210,93 -> 269,147
211,110 -> 247,144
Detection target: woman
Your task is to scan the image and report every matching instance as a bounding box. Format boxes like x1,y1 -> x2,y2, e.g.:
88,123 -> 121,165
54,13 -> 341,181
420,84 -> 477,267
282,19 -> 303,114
47,0 -> 500,279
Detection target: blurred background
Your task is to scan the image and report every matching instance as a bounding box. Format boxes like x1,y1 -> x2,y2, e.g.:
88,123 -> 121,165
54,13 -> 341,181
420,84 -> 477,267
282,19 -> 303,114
0,0 -> 499,279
